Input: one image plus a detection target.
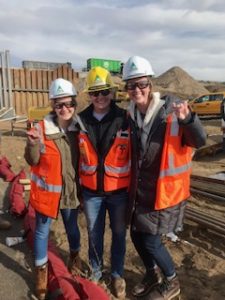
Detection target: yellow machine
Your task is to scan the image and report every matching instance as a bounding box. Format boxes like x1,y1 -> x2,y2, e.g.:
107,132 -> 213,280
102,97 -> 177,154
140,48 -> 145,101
114,83 -> 129,102
189,92 -> 225,115
27,106 -> 52,128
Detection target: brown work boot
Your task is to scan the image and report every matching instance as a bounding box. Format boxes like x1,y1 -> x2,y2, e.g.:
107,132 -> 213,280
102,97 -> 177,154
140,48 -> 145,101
146,276 -> 180,300
68,250 -> 82,276
111,277 -> 126,299
132,267 -> 162,297
0,217 -> 11,230
35,263 -> 48,300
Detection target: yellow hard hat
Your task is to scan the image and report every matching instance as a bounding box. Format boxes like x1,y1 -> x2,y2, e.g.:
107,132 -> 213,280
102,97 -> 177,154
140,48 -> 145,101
84,66 -> 116,92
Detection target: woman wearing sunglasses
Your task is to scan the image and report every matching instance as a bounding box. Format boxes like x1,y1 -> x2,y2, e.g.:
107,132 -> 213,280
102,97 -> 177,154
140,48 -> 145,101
77,66 -> 130,299
25,78 -> 81,300
123,56 -> 206,300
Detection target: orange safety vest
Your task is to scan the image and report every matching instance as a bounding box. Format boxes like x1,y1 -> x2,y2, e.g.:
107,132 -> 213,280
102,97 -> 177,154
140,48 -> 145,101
155,113 -> 193,210
29,121 -> 62,218
79,129 -> 131,192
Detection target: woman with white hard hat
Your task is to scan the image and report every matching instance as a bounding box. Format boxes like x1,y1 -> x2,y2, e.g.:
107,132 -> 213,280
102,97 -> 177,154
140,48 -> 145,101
25,78 -> 82,300
123,56 -> 206,299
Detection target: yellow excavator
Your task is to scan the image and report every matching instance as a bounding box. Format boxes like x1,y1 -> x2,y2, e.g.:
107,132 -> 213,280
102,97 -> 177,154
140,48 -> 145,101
114,82 -> 129,102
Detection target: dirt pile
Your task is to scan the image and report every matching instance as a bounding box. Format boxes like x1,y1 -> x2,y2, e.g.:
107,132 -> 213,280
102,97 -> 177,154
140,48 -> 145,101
152,66 -> 209,100
200,80 -> 225,93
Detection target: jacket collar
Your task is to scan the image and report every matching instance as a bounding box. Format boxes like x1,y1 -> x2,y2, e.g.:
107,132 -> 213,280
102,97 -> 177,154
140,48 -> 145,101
43,113 -> 78,135
128,92 -> 164,129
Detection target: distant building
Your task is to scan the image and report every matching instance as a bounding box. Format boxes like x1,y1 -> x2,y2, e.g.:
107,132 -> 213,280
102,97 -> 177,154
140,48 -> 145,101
22,60 -> 72,70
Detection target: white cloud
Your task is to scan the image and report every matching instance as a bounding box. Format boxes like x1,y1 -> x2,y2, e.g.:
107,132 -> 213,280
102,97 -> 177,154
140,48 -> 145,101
0,0 -> 225,81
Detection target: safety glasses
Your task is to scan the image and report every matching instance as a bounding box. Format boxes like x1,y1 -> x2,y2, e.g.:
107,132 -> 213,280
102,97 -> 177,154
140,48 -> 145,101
54,101 -> 76,109
125,80 -> 150,90
89,89 -> 111,97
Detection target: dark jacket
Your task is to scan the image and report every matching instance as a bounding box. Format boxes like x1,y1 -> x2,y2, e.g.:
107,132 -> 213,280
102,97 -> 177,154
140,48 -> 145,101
127,94 -> 207,234
78,101 -> 129,195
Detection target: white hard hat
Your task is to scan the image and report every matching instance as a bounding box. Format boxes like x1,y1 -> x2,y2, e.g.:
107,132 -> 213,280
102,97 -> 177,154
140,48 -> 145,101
49,78 -> 77,100
122,56 -> 155,81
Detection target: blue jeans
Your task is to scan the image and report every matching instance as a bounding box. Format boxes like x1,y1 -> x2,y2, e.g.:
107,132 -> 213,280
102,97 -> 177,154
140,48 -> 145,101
131,230 -> 175,277
34,208 -> 80,267
83,190 -> 127,280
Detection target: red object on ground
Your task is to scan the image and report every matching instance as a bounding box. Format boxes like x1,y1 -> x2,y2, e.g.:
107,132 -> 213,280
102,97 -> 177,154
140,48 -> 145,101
9,169 -> 27,216
0,156 -> 16,182
24,205 -> 110,300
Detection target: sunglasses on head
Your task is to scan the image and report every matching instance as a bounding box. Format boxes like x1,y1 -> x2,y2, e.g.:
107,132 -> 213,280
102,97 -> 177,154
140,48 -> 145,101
88,89 -> 110,97
125,80 -> 150,90
54,101 -> 75,109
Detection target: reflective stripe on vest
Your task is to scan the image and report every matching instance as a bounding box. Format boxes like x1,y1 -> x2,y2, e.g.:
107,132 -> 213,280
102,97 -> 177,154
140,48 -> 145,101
105,164 -> 130,174
31,173 -> 62,193
159,154 -> 192,178
155,113 -> 192,210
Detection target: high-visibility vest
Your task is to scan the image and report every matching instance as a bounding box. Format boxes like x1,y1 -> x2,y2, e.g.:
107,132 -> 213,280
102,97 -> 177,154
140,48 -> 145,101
78,129 -> 130,192
155,113 -> 193,210
29,121 -> 62,218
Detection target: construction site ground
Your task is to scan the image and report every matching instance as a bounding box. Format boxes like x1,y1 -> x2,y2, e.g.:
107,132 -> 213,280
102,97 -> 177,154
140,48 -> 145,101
0,119 -> 225,300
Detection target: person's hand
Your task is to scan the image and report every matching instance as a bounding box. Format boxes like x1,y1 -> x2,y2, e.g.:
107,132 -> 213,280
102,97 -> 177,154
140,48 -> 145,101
27,127 -> 41,146
172,100 -> 190,120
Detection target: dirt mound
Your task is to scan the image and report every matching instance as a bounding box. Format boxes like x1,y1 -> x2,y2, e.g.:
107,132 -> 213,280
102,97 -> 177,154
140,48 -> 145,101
200,81 -> 225,93
152,66 -> 209,100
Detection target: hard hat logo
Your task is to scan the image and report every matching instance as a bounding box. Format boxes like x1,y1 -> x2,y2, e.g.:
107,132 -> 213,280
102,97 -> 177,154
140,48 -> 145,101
130,62 -> 138,70
56,86 -> 64,94
94,75 -> 103,83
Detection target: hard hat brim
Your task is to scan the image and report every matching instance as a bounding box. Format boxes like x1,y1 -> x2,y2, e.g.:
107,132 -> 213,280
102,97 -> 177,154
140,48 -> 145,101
82,84 -> 118,93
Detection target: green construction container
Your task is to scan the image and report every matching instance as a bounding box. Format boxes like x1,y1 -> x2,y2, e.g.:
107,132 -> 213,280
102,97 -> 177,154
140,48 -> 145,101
87,58 -> 122,73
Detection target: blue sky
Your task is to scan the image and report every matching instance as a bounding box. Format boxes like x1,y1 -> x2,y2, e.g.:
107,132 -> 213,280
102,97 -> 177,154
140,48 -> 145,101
1,0 -> 225,81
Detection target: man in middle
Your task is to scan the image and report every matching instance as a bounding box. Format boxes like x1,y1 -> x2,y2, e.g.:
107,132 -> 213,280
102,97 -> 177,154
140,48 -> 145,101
77,66 -> 130,299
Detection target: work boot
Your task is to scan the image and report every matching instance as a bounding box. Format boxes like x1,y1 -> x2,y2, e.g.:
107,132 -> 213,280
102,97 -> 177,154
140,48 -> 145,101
35,263 -> 48,300
0,217 -> 11,230
132,267 -> 162,297
146,276 -> 180,300
111,277 -> 126,299
67,250 -> 82,276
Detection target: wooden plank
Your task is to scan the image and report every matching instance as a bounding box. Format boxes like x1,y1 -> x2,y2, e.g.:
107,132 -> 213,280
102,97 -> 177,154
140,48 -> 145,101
37,70 -> 42,90
42,70 -> 48,90
57,65 -> 63,78
31,70 -> 37,90
21,91 -> 26,114
13,69 -> 20,89
53,69 -> 57,80
14,91 -> 21,115
37,92 -> 43,107
20,69 -> 25,89
68,67 -> 73,82
62,65 -> 68,78
25,69 -> 31,89
48,70 -> 53,87
43,93 -> 49,106
26,92 -> 32,112
32,92 -> 38,107
12,91 -> 15,111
